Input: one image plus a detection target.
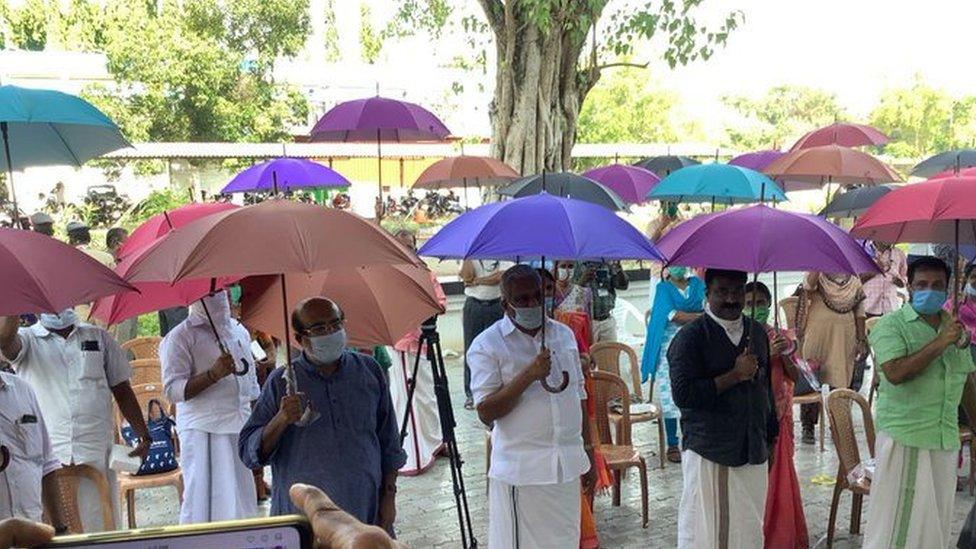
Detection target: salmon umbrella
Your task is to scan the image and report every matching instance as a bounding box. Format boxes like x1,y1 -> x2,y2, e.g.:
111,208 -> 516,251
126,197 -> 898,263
240,264 -> 444,348
0,228 -> 134,315
310,96 -> 451,217
790,123 -> 889,150
123,199 -> 420,410
764,145 -> 902,192
413,155 -> 519,208
117,202 -> 239,260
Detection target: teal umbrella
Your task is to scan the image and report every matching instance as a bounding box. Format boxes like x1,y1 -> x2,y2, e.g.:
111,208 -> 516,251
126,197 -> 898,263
0,85 -> 129,222
647,163 -> 787,206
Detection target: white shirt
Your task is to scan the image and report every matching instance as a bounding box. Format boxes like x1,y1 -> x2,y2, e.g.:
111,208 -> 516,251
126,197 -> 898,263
161,316 -> 260,435
0,372 -> 60,521
705,304 -> 744,346
8,323 -> 130,466
463,260 -> 514,301
468,316 -> 588,486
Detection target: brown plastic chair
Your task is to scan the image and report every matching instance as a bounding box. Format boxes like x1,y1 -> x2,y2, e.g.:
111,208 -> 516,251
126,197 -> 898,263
121,336 -> 162,360
114,383 -> 184,528
129,358 -> 162,386
53,464 -> 116,533
590,342 -> 666,469
825,388 -> 875,548
779,296 -> 799,331
590,370 -> 649,528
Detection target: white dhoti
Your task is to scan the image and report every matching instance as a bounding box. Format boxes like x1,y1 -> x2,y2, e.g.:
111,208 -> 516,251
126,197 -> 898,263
76,451 -> 119,533
678,449 -> 767,549
389,350 -> 443,475
178,430 -> 257,524
864,433 -> 956,549
488,478 -> 581,549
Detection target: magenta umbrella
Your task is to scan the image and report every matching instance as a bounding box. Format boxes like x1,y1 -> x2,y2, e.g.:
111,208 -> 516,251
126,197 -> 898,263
310,96 -> 451,213
728,150 -> 784,171
0,228 -> 134,315
581,164 -> 660,204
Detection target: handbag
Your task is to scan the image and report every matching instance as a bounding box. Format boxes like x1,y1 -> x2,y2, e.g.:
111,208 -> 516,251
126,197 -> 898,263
120,399 -> 178,476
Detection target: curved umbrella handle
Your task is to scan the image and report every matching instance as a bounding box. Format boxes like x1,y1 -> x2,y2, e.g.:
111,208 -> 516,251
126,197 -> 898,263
541,371 -> 570,393
233,357 -> 250,376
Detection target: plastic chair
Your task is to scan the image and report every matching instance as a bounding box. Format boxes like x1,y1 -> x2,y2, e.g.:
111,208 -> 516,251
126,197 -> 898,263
793,391 -> 826,452
129,358 -> 162,386
825,388 -> 875,548
53,464 -> 116,533
779,296 -> 799,331
590,341 -> 666,469
590,370 -> 649,528
611,299 -> 647,350
121,336 -> 162,360
114,383 -> 184,528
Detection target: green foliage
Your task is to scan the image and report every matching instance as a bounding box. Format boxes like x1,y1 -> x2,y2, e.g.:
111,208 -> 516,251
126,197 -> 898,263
137,313 -> 160,338
6,0 -> 53,50
870,76 -> 976,159
322,0 -> 340,62
723,85 -> 845,150
359,3 -> 383,64
122,187 -> 192,229
577,67 -> 687,144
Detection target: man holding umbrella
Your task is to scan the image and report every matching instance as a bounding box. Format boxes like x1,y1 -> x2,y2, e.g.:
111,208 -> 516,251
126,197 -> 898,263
668,269 -> 777,549
467,265 -> 594,549
864,256 -> 973,548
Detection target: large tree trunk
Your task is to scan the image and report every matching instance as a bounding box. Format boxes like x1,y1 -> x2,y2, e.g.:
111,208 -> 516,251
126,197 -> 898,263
487,5 -> 591,175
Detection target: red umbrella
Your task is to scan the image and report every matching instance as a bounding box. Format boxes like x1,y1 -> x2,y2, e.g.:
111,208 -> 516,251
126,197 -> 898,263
0,228 -> 134,315
764,145 -> 902,187
790,122 -> 890,150
117,202 -> 238,260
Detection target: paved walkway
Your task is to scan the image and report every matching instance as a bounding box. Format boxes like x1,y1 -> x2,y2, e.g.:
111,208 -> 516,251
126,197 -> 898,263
134,359 -> 975,548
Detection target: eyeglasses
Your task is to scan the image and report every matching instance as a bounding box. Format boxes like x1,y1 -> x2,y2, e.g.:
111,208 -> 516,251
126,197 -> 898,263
300,318 -> 344,337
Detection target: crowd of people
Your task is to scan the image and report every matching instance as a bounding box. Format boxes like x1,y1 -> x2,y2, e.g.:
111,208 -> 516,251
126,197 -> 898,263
4,205 -> 976,549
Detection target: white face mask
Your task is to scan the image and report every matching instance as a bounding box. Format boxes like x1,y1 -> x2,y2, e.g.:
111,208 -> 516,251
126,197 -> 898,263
39,309 -> 78,331
557,267 -> 573,281
306,329 -> 347,365
189,291 -> 232,325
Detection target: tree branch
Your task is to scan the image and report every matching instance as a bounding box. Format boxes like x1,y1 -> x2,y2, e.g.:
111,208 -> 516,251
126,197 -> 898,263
596,61 -> 650,71
475,0 -> 504,34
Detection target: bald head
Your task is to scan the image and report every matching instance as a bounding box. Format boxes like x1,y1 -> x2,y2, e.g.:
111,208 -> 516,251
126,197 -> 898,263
291,297 -> 344,337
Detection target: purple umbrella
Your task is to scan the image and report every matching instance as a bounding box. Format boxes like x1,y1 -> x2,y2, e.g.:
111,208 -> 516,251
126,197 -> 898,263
728,150 -> 785,171
419,193 -> 663,394
582,164 -> 660,204
221,157 -> 350,194
657,204 -> 877,274
310,96 -> 451,212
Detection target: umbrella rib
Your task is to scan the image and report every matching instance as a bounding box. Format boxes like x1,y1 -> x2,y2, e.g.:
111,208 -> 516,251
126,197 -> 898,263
47,122 -> 84,167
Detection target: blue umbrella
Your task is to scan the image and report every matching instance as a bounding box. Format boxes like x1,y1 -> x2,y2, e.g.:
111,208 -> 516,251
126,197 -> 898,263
419,192 -> 662,393
647,163 -> 787,205
221,157 -> 350,194
0,85 -> 129,221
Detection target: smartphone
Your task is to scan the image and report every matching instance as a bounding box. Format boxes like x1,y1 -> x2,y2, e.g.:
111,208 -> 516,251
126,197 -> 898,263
250,339 -> 269,362
43,515 -> 312,549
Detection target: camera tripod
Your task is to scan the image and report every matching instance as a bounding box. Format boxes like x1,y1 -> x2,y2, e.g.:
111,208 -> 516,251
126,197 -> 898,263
397,316 -> 477,548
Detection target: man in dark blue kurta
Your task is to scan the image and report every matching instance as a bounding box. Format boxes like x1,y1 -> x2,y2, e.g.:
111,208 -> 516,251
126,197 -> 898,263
239,298 -> 406,531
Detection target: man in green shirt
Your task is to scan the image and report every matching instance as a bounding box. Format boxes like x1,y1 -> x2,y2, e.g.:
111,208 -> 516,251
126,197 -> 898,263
865,256 -> 974,549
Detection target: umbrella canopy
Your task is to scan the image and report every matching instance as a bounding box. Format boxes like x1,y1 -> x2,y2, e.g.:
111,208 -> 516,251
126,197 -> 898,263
633,155 -> 700,177
0,228 -> 134,315
581,164 -> 660,205
418,193 -> 663,262
310,96 -> 451,143
124,199 -> 420,284
221,157 -> 350,194
728,150 -> 785,171
240,265 -> 444,348
820,184 -> 897,219
851,175 -> 976,244
498,172 -> 627,211
930,166 -> 976,180
656,204 -> 878,274
0,85 -> 129,171
647,164 -> 787,204
912,149 -> 976,178
117,202 -> 239,260
763,145 -> 902,186
413,155 -> 519,189
790,123 -> 889,150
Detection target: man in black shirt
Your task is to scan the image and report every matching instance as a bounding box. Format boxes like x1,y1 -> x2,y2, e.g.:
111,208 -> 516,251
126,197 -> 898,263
667,269 -> 777,549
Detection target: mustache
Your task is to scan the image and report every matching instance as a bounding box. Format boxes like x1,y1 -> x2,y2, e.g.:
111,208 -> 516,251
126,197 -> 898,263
720,303 -> 743,310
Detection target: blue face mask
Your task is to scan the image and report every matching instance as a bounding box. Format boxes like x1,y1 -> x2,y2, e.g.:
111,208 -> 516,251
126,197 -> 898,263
544,297 -> 554,313
912,289 -> 947,315
307,328 -> 346,364
39,309 -> 78,331
512,306 -> 544,330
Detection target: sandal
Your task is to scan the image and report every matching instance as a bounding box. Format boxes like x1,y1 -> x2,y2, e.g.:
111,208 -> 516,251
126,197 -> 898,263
666,446 -> 682,463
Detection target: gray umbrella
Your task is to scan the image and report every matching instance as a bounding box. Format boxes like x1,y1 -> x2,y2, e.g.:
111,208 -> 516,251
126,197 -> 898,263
912,149 -> 976,178
498,171 -> 628,211
633,155 -> 700,177
819,184 -> 897,218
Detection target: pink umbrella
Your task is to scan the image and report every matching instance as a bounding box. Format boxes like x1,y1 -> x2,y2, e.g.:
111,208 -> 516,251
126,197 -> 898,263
790,122 -> 889,150
117,202 -> 238,260
582,164 -> 660,205
0,228 -> 134,315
